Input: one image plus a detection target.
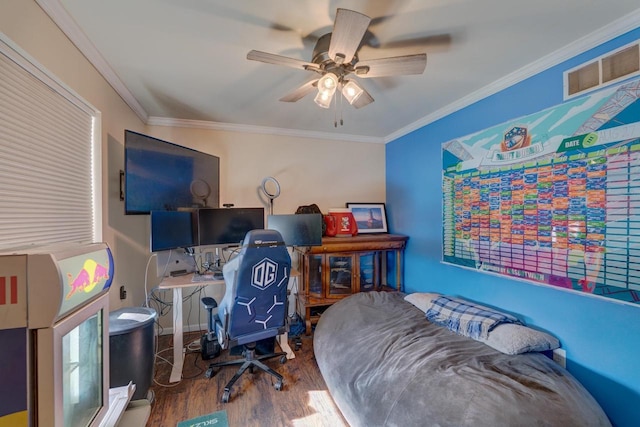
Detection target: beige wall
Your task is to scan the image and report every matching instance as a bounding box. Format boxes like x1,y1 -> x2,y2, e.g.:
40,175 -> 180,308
147,126 -> 385,214
1,1 -> 385,331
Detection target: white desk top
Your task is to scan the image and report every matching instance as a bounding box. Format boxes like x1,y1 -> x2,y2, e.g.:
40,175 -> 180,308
158,269 -> 299,290
158,273 -> 224,289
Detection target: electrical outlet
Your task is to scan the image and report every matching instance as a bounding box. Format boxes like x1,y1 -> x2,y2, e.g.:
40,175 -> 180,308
119,285 -> 127,300
553,348 -> 566,368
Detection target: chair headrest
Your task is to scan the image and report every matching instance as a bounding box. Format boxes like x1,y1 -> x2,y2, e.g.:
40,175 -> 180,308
242,229 -> 286,248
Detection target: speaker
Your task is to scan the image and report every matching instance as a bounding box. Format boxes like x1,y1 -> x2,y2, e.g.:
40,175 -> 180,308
201,334 -> 221,360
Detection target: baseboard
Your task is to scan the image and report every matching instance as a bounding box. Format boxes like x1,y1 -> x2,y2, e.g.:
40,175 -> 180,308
156,322 -> 209,336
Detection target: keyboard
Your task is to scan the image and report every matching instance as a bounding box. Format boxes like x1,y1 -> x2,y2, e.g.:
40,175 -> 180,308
191,274 -> 215,282
191,272 -> 224,282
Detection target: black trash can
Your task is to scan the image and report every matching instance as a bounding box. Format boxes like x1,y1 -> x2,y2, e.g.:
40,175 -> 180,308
109,306 -> 157,401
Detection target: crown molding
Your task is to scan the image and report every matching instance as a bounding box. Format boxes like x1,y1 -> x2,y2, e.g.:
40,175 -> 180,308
36,0 -> 149,123
35,0 -> 381,143
147,117 -> 384,144
384,8 -> 640,144
36,0 -> 639,144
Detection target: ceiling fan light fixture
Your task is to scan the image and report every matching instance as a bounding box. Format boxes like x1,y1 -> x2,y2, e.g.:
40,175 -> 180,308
314,90 -> 333,108
342,80 -> 364,104
318,73 -> 338,94
247,8 -> 426,115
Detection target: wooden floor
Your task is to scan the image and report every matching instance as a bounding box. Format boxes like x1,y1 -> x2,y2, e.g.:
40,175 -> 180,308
145,331 -> 348,427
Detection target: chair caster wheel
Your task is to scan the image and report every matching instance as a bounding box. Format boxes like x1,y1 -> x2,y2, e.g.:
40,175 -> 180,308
294,341 -> 302,351
205,367 -> 214,378
221,390 -> 230,403
274,380 -> 283,391
280,355 -> 287,364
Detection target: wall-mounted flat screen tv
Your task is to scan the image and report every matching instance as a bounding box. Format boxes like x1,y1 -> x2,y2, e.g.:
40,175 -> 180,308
124,130 -> 220,214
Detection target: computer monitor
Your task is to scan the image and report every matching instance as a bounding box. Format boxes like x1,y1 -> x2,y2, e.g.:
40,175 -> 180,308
267,214 -> 323,247
150,210 -> 195,252
198,208 -> 265,246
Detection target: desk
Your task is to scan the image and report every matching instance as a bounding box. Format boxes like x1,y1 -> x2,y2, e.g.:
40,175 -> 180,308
158,270 -> 298,383
158,273 -> 223,383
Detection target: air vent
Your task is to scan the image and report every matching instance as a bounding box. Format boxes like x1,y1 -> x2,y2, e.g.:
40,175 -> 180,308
602,44 -> 639,83
567,61 -> 599,95
565,41 -> 640,98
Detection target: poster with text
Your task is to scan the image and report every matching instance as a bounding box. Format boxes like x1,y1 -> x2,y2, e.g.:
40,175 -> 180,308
442,77 -> 640,306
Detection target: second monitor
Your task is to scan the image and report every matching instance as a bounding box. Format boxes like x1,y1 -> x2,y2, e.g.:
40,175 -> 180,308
267,213 -> 323,247
198,207 -> 265,246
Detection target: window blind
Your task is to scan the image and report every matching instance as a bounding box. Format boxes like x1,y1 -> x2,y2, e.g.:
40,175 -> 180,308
0,38 -> 99,250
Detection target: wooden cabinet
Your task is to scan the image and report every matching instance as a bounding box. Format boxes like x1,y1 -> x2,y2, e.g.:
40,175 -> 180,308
295,234 -> 408,334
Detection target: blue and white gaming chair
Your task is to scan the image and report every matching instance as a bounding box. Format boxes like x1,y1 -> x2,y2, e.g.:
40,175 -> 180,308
201,229 -> 291,403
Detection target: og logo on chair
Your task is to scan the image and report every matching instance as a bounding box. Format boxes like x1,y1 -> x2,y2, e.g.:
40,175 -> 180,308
251,258 -> 278,289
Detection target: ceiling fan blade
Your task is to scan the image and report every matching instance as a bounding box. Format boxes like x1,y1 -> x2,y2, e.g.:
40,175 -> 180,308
328,8 -> 371,64
247,50 -> 315,71
381,34 -> 452,49
279,79 -> 319,102
352,87 -> 374,109
355,54 -> 427,78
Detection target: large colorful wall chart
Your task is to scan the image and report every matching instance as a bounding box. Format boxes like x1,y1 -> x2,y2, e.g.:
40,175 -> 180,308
442,77 -> 640,306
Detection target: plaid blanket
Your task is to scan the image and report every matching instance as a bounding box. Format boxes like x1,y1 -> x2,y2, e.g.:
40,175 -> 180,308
425,296 -> 522,339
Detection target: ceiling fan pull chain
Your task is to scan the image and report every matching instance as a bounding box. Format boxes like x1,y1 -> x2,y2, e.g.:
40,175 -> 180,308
340,91 -> 344,126
334,91 -> 338,127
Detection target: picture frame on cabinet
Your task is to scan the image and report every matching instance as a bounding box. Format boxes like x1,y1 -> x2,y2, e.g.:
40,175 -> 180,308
346,203 -> 388,234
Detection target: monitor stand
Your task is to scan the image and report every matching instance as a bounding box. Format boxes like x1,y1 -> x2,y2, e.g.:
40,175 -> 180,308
211,268 -> 224,281
211,248 -> 224,280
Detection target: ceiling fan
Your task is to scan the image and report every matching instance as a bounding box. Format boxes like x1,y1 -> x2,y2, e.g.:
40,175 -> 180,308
247,8 -> 427,110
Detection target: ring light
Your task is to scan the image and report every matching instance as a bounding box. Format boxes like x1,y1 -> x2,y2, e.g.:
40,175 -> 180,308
261,176 -> 281,198
260,176 -> 281,215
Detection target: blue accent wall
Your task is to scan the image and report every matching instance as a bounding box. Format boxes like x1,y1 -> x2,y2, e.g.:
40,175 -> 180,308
387,28 -> 640,427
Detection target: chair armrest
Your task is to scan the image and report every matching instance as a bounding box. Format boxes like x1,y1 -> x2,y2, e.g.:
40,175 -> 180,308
201,296 -> 218,310
201,297 -> 219,335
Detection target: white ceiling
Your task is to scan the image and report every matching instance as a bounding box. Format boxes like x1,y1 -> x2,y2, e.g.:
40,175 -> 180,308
40,0 -> 640,143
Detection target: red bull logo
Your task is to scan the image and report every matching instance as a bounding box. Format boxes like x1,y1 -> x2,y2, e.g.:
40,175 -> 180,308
66,259 -> 110,300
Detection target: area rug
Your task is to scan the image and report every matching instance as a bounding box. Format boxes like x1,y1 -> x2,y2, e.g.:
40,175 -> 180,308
177,410 -> 229,427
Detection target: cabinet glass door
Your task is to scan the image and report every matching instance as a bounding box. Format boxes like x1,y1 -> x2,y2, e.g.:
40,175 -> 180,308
328,255 -> 353,297
359,252 -> 377,292
307,254 -> 323,297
